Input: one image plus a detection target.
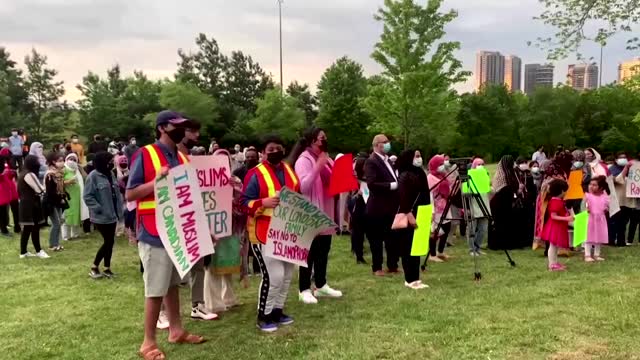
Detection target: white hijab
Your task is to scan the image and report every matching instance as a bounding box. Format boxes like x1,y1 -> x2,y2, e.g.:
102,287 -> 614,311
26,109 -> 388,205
65,153 -> 89,221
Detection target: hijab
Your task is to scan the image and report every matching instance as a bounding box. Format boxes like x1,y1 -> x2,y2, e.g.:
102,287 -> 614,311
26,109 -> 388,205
471,158 -> 485,169
493,155 -> 518,193
428,155 -> 449,198
29,142 -> 46,166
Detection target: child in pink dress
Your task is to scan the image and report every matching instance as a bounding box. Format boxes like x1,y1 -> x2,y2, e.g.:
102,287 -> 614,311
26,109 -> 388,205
584,176 -> 609,262
540,179 -> 573,271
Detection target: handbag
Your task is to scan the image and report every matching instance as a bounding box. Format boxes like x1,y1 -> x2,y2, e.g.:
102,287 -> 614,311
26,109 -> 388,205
391,194 -> 420,230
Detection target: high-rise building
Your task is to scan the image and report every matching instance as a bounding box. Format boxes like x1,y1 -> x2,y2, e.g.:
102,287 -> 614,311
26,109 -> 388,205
475,51 -> 505,90
504,55 -> 522,92
524,63 -> 555,95
567,63 -> 598,90
618,58 -> 640,83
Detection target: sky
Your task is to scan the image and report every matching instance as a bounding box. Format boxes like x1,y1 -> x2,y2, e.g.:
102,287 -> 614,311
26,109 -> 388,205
0,0 -> 636,101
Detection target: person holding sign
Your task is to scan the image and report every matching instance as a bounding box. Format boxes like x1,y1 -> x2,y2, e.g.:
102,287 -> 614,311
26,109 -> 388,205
539,179 -> 573,272
289,127 -> 343,304
241,135 -> 301,332
126,111 -> 205,360
395,150 -> 430,289
584,176 -> 610,262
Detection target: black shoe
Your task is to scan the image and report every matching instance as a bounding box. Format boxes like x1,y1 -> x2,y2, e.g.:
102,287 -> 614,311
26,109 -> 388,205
89,268 -> 103,279
14,226 -> 21,234
356,258 -> 368,265
103,269 -> 115,278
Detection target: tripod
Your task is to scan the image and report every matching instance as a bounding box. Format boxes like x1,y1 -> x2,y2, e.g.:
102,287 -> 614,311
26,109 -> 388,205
421,166 -> 516,280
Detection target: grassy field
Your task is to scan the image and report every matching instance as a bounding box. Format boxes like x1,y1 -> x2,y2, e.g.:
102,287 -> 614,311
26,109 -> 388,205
3,227 -> 640,360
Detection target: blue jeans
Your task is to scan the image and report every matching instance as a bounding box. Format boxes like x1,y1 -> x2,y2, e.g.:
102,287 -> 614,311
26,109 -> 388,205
469,218 -> 489,253
49,207 -> 62,247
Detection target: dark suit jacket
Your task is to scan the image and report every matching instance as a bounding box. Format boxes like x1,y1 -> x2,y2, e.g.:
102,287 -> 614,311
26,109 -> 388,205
364,153 -> 399,218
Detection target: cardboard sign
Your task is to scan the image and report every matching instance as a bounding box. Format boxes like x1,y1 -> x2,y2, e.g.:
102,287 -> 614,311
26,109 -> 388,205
263,187 -> 337,267
155,165 -> 215,278
191,155 -> 233,238
462,168 -> 491,194
411,205 -> 433,256
572,212 -> 589,247
565,170 -> 585,200
627,163 -> 640,198
329,153 -> 359,196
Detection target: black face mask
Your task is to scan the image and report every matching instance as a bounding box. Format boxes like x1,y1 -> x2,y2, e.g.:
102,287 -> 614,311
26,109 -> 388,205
319,139 -> 328,152
245,159 -> 259,169
166,127 -> 186,144
267,151 -> 284,165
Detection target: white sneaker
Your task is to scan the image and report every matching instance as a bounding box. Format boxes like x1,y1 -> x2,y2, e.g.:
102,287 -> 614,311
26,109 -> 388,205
404,281 -> 429,290
156,311 -> 170,330
19,252 -> 34,259
314,284 -> 343,298
191,303 -> 219,320
35,250 -> 50,259
298,290 -> 318,304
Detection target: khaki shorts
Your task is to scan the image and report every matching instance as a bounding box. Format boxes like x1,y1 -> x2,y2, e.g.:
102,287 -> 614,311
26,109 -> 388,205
138,241 -> 182,298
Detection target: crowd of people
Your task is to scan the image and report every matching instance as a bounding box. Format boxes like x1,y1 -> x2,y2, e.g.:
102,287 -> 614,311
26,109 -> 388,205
3,120 -> 640,360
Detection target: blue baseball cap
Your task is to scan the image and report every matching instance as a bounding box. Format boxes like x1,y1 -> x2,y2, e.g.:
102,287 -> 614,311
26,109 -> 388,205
156,110 -> 192,127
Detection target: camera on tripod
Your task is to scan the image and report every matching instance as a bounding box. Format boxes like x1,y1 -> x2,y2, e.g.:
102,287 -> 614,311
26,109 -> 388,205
449,157 -> 472,180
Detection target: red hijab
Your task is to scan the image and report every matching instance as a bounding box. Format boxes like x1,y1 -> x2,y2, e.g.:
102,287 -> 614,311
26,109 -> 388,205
428,155 -> 450,198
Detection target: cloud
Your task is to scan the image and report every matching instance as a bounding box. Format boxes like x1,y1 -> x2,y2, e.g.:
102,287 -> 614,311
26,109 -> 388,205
0,0 -> 636,101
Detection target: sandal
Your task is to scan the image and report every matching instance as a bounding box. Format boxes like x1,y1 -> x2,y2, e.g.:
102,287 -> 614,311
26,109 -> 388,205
168,332 -> 206,344
139,345 -> 166,360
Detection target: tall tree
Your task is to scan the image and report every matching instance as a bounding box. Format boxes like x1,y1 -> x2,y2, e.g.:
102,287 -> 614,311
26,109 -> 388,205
364,0 -> 469,150
159,81 -> 219,135
534,0 -> 640,59
224,50 -> 274,114
287,81 -> 318,126
23,49 -> 65,141
316,57 -> 370,153
248,89 -> 304,144
176,34 -> 228,100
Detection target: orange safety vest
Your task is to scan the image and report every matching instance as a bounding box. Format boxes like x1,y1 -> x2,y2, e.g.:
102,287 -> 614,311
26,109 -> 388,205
136,143 -> 189,237
247,162 -> 300,244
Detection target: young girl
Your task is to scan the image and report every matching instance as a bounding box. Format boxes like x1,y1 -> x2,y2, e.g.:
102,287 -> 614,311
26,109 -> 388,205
584,176 -> 609,262
540,179 -> 572,271
44,152 -> 69,251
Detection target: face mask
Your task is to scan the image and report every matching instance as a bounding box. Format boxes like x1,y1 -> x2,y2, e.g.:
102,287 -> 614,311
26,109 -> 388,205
72,139 -> 79,144
531,167 -> 540,174
573,161 -> 584,168
476,164 -> 485,169
130,140 -> 136,145
267,150 -> 284,165
11,132 -> 17,136
319,139 -> 328,152
617,158 -> 628,166
382,142 -> 391,154
437,165 -> 446,173
234,146 -> 241,152
245,159 -> 259,169
66,161 -> 78,170
166,127 -> 186,144
444,160 -> 451,167
519,164 -> 529,171
413,158 -> 423,168
55,161 -> 64,169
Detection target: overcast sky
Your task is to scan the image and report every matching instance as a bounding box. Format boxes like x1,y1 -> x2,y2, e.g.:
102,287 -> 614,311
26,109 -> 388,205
0,0 -> 636,101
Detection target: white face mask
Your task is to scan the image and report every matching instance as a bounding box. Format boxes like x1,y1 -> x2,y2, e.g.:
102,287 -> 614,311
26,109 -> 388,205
531,167 -> 540,174
11,132 -> 17,136
235,146 -> 241,152
519,164 -> 529,171
617,158 -> 628,166
476,164 -> 485,169
66,161 -> 78,170
413,158 -> 423,168
72,139 -> 79,144
444,160 -> 451,167
130,140 -> 136,145
437,165 -> 446,173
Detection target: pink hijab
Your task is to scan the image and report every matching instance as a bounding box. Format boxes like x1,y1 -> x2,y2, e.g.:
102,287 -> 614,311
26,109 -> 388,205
428,155 -> 449,198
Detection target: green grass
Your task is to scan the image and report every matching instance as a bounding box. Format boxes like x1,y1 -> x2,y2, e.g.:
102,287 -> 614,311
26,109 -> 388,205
3,229 -> 640,360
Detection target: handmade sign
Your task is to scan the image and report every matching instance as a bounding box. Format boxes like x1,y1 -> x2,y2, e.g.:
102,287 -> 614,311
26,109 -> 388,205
411,204 -> 433,256
155,165 -> 214,278
191,155 -> 233,238
263,187 -> 337,267
565,170 -> 585,200
626,163 -> 640,198
572,212 -> 589,247
329,153 -> 358,196
462,168 -> 491,194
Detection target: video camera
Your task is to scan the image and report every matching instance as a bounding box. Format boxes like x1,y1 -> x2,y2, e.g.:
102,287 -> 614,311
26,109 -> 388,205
449,157 -> 473,180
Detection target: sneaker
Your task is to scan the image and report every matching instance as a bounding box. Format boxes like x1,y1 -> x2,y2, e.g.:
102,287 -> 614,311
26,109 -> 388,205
595,257 -> 605,262
404,280 -> 429,290
256,320 -> 278,333
191,303 -> 219,320
299,290 -> 318,304
314,284 -> 343,298
19,252 -> 34,259
272,309 -> 294,326
35,250 -> 50,259
548,263 -> 565,272
469,251 -> 479,257
585,257 -> 595,263
103,269 -> 115,278
156,311 -> 170,330
626,242 -> 633,246
89,268 -> 103,279
429,255 -> 444,263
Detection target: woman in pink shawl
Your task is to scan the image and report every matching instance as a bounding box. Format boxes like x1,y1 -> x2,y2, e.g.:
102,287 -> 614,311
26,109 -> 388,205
288,127 -> 343,305
427,155 -> 451,262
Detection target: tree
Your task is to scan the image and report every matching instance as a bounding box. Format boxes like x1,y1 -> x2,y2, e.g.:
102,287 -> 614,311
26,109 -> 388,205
248,89 -> 304,144
0,47 -> 31,135
534,0 -> 640,60
176,34 -> 227,100
315,57 -> 370,153
287,81 -> 318,126
224,50 -> 274,114
159,81 -> 219,136
364,0 -> 469,150
23,48 -> 65,141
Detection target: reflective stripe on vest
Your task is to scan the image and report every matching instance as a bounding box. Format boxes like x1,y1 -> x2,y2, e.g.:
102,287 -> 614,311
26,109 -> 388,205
138,144 -> 190,211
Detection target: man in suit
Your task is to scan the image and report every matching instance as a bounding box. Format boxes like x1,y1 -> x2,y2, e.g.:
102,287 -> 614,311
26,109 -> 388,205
364,134 -> 399,276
